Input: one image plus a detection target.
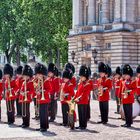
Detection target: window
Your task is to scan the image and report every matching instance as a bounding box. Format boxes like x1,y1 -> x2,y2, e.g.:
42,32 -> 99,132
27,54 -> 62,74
96,0 -> 103,24
81,0 -> 88,26
105,43 -> 111,49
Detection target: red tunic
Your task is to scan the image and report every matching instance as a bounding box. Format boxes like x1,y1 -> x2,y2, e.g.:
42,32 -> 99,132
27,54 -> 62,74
70,76 -> 77,89
0,81 -> 3,100
5,79 -> 18,101
114,79 -> 122,97
121,79 -> 136,104
75,81 -> 92,104
97,77 -> 112,102
49,77 -> 60,97
37,79 -> 52,104
19,80 -> 35,103
61,81 -> 75,104
15,76 -> 24,98
136,78 -> 140,96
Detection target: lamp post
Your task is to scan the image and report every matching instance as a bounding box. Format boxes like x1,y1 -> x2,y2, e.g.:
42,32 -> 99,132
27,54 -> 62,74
92,48 -> 98,64
71,51 -> 78,64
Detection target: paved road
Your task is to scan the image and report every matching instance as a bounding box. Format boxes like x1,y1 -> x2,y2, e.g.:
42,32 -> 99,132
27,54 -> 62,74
0,100 -> 140,140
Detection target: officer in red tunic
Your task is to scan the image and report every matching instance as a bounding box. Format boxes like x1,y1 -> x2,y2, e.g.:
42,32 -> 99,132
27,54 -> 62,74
65,63 -> 77,89
136,65 -> 140,103
121,64 -> 136,127
114,66 -> 122,114
48,63 -> 59,122
15,66 -> 23,117
19,65 -> 35,128
97,62 -> 112,124
0,69 -> 3,121
60,69 -> 75,126
35,63 -> 51,132
3,64 -> 17,125
75,65 -> 92,130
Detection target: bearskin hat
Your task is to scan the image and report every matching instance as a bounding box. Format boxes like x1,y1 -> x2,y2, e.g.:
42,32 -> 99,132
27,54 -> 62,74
3,64 -> 13,77
16,66 -> 23,75
54,67 -> 59,77
122,64 -> 133,77
79,65 -> 89,79
136,65 -> 140,73
35,63 -> 47,75
0,69 -> 3,79
98,62 -> 108,73
22,65 -> 33,77
65,63 -> 75,74
48,63 -> 56,73
93,72 -> 98,78
106,64 -> 112,77
88,67 -> 91,77
115,66 -> 122,76
62,69 -> 73,80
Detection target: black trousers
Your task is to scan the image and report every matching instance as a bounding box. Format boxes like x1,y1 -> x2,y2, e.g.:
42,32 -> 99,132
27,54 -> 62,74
78,104 -> 88,128
87,96 -> 91,120
16,98 -> 22,116
49,95 -> 57,120
116,96 -> 120,113
99,101 -> 109,123
22,103 -> 30,126
123,104 -> 133,125
6,100 -> 15,124
62,103 -> 69,125
39,104 -> 49,130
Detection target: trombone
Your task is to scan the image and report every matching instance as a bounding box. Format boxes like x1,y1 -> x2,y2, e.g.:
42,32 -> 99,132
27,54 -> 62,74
22,78 -> 28,117
6,78 -> 13,112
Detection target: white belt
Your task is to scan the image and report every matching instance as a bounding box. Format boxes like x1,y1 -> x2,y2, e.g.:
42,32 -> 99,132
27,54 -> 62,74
115,86 -> 120,88
137,86 -> 140,88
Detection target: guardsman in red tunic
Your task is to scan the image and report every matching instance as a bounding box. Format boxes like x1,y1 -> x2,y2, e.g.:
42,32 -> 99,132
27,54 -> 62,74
19,65 -> 35,128
121,64 -> 136,127
0,69 -> 3,121
75,66 -> 92,130
35,63 -> 52,132
65,63 -> 77,89
114,67 -> 122,114
97,62 -> 112,124
3,64 -> 17,125
136,65 -> 140,103
60,69 -> 75,126
15,66 -> 23,117
48,63 -> 59,122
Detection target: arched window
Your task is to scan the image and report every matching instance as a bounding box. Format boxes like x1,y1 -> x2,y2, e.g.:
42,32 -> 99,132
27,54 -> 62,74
96,0 -> 103,24
81,0 -> 88,26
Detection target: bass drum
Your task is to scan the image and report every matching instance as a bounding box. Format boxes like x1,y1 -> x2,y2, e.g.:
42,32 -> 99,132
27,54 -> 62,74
120,100 -> 140,119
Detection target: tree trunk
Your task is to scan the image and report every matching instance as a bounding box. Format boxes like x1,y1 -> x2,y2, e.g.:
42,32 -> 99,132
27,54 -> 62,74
16,45 -> 20,66
48,49 -> 53,63
56,48 -> 60,69
5,51 -> 11,64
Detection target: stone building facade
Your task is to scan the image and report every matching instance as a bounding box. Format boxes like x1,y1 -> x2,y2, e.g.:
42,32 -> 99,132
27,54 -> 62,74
67,0 -> 140,75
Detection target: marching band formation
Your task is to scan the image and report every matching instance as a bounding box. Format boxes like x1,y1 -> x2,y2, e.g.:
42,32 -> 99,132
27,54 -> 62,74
0,62 -> 140,132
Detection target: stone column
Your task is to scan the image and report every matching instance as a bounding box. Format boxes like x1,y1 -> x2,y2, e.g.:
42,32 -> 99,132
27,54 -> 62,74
88,0 -> 96,25
138,0 -> 140,21
121,0 -> 126,22
72,0 -> 80,28
114,0 -> 121,23
102,0 -> 110,24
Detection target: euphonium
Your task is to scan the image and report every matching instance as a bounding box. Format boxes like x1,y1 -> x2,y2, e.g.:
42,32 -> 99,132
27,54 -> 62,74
40,77 -> 45,101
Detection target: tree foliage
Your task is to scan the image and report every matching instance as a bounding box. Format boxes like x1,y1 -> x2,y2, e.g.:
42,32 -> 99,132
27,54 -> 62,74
0,0 -> 72,67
